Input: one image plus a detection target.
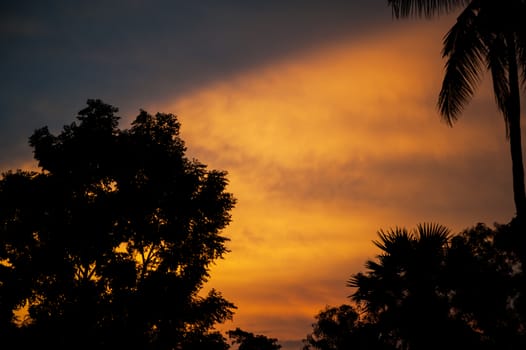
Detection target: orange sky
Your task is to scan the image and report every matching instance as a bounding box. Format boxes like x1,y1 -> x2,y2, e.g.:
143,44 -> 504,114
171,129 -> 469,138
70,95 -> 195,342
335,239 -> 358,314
135,16 -> 522,347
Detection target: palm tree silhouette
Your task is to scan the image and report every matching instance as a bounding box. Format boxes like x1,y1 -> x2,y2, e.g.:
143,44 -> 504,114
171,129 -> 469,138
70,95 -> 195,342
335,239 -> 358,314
349,223 -> 459,349
388,0 -> 526,220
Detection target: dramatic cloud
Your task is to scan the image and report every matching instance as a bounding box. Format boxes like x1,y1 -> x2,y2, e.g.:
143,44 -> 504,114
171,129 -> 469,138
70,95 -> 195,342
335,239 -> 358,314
147,17 -> 518,344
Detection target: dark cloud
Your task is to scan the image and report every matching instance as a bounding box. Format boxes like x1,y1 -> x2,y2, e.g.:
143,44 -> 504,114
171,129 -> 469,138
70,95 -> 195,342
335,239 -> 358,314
1,0 -> 390,168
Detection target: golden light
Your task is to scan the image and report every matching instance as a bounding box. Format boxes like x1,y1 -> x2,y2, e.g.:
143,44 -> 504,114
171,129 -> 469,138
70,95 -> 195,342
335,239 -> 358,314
149,16 -> 514,342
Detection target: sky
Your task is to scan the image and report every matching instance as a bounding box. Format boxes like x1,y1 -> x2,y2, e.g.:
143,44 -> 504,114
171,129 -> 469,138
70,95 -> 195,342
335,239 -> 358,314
1,1 -> 524,349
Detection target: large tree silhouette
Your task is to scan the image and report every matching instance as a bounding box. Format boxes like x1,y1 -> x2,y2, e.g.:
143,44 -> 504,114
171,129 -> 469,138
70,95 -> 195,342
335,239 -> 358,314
388,0 -> 526,220
0,99 -> 236,349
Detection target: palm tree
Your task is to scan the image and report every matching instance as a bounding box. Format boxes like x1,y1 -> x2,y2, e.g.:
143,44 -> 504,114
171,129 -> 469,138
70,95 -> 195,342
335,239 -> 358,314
348,223 -> 465,349
387,0 -> 526,220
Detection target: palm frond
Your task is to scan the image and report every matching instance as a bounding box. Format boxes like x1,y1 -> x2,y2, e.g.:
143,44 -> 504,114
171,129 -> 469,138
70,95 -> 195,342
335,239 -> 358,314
520,38 -> 526,89
364,260 -> 383,274
486,34 -> 511,136
372,227 -> 412,253
347,272 -> 365,289
517,5 -> 526,89
415,222 -> 450,239
438,3 -> 487,124
416,222 -> 450,238
387,0 -> 470,18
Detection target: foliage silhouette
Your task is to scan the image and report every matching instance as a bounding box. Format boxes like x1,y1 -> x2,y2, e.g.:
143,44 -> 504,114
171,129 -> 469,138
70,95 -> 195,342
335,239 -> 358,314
388,0 -> 526,220
445,222 -> 526,348
0,99 -> 236,349
344,222 -> 526,349
227,328 -> 282,350
302,304 -> 392,350
348,223 -> 460,350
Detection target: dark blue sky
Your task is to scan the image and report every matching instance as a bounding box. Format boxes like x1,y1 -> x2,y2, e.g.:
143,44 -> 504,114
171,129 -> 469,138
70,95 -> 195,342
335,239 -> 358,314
1,1 -> 390,169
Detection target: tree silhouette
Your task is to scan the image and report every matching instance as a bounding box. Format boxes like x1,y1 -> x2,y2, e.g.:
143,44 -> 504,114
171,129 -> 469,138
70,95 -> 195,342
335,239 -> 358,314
388,0 -> 526,220
0,99 -> 236,349
348,223 -> 479,349
445,222 -> 526,349
302,304 -> 392,350
227,328 -> 282,350
348,222 -> 526,349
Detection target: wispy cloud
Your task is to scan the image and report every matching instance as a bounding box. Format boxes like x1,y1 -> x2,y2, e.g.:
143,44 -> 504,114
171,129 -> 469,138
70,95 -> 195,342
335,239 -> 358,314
153,17 -> 517,341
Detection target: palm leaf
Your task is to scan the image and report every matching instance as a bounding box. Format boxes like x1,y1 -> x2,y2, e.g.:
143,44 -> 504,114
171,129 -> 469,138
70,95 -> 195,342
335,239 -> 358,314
414,222 -> 450,254
520,36 -> 526,88
438,3 -> 487,123
517,4 -> 526,88
388,0 -> 470,18
372,227 -> 413,255
486,33 -> 512,135
415,222 -> 450,240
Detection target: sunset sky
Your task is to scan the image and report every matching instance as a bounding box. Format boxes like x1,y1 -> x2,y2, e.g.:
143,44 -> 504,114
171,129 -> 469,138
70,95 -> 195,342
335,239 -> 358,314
1,1 -> 523,349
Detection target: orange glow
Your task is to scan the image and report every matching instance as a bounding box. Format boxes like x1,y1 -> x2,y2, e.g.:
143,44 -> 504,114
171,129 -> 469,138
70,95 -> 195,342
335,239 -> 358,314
150,18 -> 514,343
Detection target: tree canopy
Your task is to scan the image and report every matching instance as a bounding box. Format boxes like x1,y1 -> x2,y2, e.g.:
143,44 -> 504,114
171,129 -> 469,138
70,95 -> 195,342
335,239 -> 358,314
227,328 -> 282,350
0,99 -> 236,349
302,304 -> 391,350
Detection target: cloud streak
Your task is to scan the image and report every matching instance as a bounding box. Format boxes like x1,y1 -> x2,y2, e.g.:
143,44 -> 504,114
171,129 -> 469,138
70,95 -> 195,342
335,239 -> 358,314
152,17 -> 519,343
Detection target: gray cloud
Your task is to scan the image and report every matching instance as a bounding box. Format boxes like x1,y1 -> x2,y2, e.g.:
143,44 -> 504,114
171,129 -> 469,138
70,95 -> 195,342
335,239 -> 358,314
1,1 -> 390,168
